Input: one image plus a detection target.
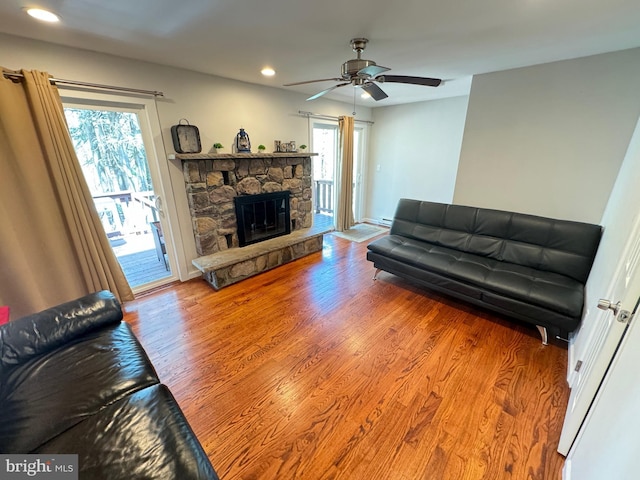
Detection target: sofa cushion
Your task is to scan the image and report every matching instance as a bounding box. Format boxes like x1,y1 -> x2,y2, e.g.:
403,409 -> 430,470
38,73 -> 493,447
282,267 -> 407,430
368,235 -> 584,317
35,384 -> 219,480
0,322 -> 159,453
366,250 -> 582,332
391,200 -> 602,283
0,291 -> 122,369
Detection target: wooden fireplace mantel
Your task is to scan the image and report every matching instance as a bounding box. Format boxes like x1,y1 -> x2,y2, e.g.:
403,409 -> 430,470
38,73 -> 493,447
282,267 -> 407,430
169,152 -> 317,161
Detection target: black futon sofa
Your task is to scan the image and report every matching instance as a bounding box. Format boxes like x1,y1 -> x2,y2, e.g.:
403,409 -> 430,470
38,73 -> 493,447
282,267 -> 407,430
367,199 -> 602,344
0,291 -> 219,479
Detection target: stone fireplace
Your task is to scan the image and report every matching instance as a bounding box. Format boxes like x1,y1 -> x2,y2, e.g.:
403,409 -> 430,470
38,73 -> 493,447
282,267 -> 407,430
173,152 -> 330,290
178,153 -> 313,256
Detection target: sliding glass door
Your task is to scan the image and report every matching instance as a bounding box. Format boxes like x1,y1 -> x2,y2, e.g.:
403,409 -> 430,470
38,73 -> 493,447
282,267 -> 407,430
61,91 -> 181,293
312,123 -> 338,223
353,126 -> 365,221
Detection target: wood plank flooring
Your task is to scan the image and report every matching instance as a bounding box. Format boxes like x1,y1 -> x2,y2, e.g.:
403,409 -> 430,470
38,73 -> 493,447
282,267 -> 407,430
123,233 -> 569,480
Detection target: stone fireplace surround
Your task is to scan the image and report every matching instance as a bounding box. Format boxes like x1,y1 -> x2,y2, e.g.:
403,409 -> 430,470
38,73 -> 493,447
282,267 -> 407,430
173,152 -> 329,290
179,153 -> 314,256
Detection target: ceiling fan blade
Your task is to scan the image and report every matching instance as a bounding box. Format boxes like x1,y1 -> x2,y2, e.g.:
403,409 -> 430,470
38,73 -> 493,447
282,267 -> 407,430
357,65 -> 391,78
283,77 -> 344,87
377,75 -> 442,87
362,82 -> 388,101
306,82 -> 351,101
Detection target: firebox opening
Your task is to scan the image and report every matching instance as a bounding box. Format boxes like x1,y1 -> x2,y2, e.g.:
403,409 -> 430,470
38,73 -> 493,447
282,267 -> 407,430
234,191 -> 291,247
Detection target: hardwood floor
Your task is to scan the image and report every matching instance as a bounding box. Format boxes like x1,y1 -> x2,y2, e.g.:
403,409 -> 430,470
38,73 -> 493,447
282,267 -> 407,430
123,233 -> 569,480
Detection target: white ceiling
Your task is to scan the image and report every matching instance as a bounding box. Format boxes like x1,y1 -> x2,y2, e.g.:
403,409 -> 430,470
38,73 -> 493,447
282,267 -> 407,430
2,0 -> 640,106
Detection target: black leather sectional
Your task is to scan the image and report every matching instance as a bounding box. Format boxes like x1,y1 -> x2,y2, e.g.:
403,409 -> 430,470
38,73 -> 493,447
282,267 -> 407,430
0,291 -> 219,479
367,199 -> 602,343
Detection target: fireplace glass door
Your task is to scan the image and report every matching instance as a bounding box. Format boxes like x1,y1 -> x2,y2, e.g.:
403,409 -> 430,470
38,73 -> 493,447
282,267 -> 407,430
235,191 -> 291,247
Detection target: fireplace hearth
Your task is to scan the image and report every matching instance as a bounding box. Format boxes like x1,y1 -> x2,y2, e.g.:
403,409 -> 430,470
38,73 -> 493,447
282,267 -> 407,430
235,191 -> 291,247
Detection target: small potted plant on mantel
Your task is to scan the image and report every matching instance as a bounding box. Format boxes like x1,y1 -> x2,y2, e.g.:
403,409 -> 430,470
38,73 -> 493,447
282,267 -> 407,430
299,144 -> 307,152
257,144 -> 266,153
212,142 -> 224,154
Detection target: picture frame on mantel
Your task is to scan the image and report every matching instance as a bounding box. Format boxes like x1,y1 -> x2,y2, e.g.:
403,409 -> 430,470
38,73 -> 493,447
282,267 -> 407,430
274,140 -> 297,153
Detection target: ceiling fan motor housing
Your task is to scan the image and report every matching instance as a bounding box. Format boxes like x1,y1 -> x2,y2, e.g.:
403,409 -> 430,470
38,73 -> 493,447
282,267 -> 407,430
342,37 -> 376,80
342,59 -> 377,79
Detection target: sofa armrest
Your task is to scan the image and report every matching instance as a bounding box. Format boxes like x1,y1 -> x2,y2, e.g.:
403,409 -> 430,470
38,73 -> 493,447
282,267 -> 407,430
0,291 -> 122,369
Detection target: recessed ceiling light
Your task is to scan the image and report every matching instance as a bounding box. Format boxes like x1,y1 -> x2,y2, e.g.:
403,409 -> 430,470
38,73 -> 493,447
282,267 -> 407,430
261,67 -> 276,77
25,8 -> 60,23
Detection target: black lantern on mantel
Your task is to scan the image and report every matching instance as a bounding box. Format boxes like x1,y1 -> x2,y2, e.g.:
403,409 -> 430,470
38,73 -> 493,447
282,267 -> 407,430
235,128 -> 251,153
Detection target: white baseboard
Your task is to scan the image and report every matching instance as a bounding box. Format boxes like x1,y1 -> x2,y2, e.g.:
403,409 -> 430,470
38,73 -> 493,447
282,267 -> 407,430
363,217 -> 392,227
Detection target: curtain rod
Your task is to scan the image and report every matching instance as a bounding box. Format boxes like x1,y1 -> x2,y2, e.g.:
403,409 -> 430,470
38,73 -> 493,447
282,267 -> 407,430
296,110 -> 374,125
2,70 -> 164,97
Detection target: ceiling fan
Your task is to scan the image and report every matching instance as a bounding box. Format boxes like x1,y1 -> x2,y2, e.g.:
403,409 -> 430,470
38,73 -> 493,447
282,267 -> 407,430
283,38 -> 442,102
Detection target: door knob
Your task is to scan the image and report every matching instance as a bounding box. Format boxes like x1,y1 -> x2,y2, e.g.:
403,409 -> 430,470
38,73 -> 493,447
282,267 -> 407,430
597,298 -> 621,316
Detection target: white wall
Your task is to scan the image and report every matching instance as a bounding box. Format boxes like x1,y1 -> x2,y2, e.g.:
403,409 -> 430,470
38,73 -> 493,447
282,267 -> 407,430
0,33 -> 371,278
454,48 -> 640,223
364,96 -> 469,223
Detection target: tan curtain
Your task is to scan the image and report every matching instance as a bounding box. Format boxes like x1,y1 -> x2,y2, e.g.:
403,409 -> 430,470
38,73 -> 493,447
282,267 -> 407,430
335,115 -> 355,232
0,69 -> 133,318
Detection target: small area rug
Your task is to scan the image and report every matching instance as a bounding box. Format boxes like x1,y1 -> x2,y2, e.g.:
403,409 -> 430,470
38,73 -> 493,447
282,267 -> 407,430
331,223 -> 389,243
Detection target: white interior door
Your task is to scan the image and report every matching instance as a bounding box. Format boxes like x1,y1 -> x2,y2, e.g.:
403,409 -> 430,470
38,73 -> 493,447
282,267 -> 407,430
558,113 -> 640,454
559,217 -> 640,454
564,293 -> 640,479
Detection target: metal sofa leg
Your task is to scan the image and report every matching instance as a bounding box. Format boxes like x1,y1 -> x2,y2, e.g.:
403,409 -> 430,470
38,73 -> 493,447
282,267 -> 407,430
536,325 -> 549,345
373,268 -> 381,280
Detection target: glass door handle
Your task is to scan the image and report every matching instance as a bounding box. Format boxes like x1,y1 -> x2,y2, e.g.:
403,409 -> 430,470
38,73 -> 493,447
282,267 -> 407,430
155,195 -> 164,216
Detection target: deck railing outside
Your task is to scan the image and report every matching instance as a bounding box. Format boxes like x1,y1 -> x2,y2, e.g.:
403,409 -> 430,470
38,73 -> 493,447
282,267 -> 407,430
92,190 -> 158,237
93,191 -> 170,287
315,180 -> 334,215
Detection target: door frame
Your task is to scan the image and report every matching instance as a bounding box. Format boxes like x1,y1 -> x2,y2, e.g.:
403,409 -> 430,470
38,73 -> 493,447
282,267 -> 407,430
60,88 -> 187,291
